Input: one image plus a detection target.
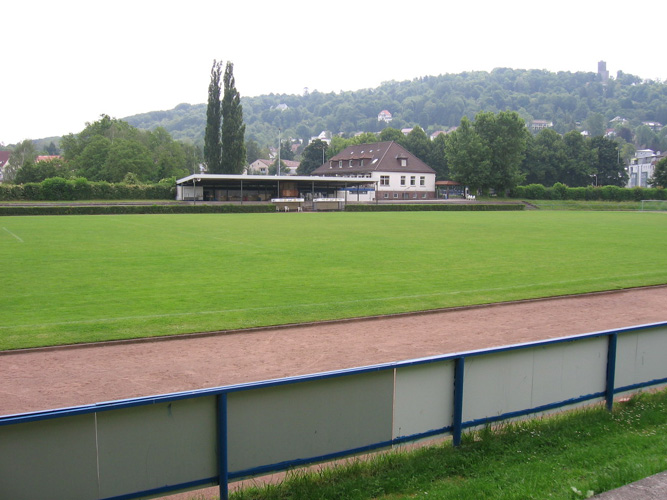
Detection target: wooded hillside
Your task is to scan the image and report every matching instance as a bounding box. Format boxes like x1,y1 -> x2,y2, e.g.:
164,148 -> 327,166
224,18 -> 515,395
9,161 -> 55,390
123,68 -> 667,152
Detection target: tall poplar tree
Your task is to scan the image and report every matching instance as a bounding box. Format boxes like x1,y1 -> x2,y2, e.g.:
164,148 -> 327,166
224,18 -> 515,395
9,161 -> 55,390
221,62 -> 246,174
204,60 -> 223,173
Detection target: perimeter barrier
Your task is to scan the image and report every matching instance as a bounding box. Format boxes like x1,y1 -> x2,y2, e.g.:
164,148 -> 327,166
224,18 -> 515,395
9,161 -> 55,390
1,321 -> 666,500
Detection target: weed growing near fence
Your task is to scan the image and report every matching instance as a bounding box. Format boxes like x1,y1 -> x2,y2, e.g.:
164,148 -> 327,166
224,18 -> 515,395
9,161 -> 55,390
230,388 -> 667,500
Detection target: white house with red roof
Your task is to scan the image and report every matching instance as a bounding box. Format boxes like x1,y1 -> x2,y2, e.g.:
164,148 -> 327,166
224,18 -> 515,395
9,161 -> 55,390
377,110 -> 393,123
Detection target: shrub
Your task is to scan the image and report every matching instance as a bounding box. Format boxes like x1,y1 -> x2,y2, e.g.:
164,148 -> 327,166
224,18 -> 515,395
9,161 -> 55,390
345,204 -> 524,212
90,181 -> 114,199
550,182 -> 567,200
568,187 -> 587,200
41,177 -> 72,201
72,178 -> 93,200
523,184 -> 548,200
22,183 -> 43,201
0,204 -> 274,216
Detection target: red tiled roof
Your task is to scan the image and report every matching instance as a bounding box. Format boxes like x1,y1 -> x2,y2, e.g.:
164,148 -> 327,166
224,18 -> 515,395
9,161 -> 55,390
311,141 -> 435,175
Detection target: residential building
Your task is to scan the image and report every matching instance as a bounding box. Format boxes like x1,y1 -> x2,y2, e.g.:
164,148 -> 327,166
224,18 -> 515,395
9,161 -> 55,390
246,159 -> 301,176
530,120 -> 553,132
627,149 -> 664,188
0,151 -> 10,182
377,110 -> 393,123
309,131 -> 332,145
642,121 -> 663,132
310,141 -> 436,201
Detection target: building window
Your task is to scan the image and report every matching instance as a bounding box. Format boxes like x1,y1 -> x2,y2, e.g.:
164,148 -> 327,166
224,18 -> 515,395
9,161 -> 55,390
393,193 -> 399,198
422,193 -> 427,199
383,193 -> 389,199
420,176 -> 425,186
360,159 -> 364,167
339,160 -> 342,168
410,176 -> 416,186
380,175 -> 390,186
400,158 -> 407,167
400,176 -> 406,186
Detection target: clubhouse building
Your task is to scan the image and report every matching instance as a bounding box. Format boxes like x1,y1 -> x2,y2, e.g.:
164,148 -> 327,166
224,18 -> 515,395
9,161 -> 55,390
175,142 -> 437,205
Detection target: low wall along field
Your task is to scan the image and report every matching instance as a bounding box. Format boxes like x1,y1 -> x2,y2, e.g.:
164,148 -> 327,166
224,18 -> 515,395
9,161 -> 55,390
0,211 -> 666,350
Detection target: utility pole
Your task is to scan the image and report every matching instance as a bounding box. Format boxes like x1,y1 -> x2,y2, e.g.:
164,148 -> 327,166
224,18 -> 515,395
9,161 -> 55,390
277,128 -> 281,176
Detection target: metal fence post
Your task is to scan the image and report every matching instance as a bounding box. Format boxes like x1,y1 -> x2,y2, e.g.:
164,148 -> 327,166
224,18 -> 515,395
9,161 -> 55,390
453,357 -> 465,446
605,333 -> 618,411
218,393 -> 229,500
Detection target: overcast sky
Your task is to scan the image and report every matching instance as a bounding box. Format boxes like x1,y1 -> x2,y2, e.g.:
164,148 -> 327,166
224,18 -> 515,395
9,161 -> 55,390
2,0 -> 665,145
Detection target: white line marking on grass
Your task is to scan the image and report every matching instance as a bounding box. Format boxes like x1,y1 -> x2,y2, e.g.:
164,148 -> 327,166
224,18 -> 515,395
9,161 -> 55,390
2,227 -> 24,242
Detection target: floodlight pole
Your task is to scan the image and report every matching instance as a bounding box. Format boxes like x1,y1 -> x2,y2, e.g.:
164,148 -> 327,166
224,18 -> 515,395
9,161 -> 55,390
278,128 -> 281,176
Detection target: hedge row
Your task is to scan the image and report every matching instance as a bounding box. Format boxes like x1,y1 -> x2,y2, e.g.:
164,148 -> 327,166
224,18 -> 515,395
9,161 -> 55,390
0,204 -> 275,216
510,183 -> 667,201
345,203 -> 524,212
0,178 -> 175,201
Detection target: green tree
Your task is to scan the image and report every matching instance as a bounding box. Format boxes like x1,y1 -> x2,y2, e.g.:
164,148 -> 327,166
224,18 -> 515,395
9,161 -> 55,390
279,140 -> 295,161
245,139 -> 262,165
44,141 -> 59,155
589,136 -> 627,187
522,129 -> 566,186
14,157 -> 70,184
649,157 -> 667,188
204,60 -> 223,173
474,111 -> 528,193
379,127 -> 406,144
100,138 -> 155,183
149,127 -> 188,181
444,116 -> 491,193
585,113 -> 606,137
562,130 -> 594,186
404,126 -> 431,163
221,61 -> 246,174
74,136 -> 112,180
427,133 -> 449,180
5,139 -> 37,183
298,139 -> 328,175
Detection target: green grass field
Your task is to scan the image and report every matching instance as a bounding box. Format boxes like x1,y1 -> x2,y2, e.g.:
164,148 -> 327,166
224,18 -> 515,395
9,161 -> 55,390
1,211 -> 666,350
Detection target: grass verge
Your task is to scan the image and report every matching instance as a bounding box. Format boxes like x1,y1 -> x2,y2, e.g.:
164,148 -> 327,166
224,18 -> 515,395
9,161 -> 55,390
230,388 -> 667,500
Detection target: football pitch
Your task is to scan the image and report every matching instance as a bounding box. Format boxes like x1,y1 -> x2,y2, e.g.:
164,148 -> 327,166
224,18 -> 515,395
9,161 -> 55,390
1,211 -> 666,350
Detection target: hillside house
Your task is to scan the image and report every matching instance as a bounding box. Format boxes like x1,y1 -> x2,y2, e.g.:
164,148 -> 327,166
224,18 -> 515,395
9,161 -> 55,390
530,120 -> 553,132
0,151 -> 10,182
377,110 -> 393,123
247,159 -> 301,176
310,141 -> 436,201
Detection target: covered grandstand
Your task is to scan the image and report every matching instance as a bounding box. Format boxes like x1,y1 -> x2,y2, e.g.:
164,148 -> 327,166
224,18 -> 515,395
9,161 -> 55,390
175,174 -> 376,203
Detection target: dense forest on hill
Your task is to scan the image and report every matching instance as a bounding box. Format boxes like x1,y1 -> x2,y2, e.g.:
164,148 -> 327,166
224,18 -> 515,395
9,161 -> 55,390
124,68 -> 667,152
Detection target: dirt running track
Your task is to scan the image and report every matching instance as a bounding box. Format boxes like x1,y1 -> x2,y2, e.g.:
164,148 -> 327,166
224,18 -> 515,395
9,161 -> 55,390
1,286 -> 666,417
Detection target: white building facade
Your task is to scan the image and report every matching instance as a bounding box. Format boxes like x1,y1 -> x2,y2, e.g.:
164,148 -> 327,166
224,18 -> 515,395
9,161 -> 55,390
627,149 -> 663,188
311,141 -> 437,202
